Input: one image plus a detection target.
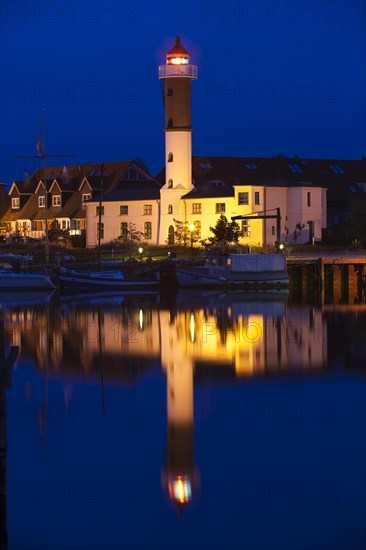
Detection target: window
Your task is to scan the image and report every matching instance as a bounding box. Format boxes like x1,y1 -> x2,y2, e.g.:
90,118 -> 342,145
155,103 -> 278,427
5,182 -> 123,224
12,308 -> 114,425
120,222 -> 128,239
144,221 -> 152,239
194,220 -> 201,239
168,204 -> 173,214
97,222 -> 104,239
167,118 -> 173,128
82,193 -> 91,202
329,164 -> 345,175
238,192 -> 249,205
216,203 -> 226,213
271,226 -> 275,236
75,220 -> 81,230
11,197 -> 19,209
143,204 -> 152,215
167,88 -> 173,96
38,196 -> 45,208
168,179 -> 173,188
199,162 -> 212,169
61,220 -> 68,229
168,152 -> 173,162
307,192 -> 311,207
241,220 -> 251,237
96,206 -> 104,215
245,163 -> 258,169
52,195 -> 61,207
192,203 -> 202,214
254,191 -> 260,205
288,163 -> 303,174
120,205 -> 128,215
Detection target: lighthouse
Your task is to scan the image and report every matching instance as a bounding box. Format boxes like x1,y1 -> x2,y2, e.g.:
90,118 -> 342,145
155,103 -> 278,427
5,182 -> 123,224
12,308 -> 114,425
158,36 -> 198,245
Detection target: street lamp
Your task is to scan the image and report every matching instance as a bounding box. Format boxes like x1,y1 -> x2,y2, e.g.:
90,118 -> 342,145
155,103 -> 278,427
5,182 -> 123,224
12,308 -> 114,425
138,247 -> 143,259
189,224 -> 194,249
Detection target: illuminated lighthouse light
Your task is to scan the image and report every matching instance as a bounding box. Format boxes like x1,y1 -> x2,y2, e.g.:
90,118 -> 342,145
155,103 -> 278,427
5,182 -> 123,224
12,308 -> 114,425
169,57 -> 189,65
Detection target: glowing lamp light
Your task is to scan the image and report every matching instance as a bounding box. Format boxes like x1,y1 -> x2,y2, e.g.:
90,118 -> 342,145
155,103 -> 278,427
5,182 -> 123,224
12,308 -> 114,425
190,312 -> 195,343
139,309 -> 143,330
189,224 -> 194,232
279,243 -> 284,250
169,476 -> 192,503
138,247 -> 143,254
169,57 -> 189,65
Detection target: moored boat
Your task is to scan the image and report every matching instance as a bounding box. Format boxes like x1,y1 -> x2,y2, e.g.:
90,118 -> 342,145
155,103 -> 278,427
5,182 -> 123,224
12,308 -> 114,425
0,272 -> 56,291
174,253 -> 289,288
58,267 -> 160,292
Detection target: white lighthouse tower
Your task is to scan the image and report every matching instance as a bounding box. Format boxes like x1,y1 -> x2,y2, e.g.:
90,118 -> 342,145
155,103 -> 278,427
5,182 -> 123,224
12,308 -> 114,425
158,36 -> 198,245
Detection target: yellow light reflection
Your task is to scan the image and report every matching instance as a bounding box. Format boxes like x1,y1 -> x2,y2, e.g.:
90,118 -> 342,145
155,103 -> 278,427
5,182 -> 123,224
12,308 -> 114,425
190,313 -> 195,343
139,309 -> 143,331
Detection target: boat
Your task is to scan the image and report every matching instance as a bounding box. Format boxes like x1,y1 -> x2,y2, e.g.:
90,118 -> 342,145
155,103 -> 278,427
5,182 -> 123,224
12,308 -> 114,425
174,253 -> 289,288
0,272 -> 56,291
58,267 -> 160,292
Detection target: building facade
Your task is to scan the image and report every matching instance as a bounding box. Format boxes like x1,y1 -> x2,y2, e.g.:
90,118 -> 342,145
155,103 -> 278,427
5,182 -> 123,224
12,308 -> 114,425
2,37 -> 366,246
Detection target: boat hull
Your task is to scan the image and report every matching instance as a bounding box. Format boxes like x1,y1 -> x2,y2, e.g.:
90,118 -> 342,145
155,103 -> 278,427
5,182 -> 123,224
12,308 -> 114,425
175,268 -> 289,288
0,273 -> 56,291
59,274 -> 159,292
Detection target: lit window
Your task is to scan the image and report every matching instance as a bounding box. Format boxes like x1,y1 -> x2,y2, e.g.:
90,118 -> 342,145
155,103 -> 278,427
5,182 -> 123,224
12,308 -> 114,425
96,206 -> 104,216
307,192 -> 311,207
254,191 -> 260,205
144,221 -> 152,239
52,195 -> 61,207
82,193 -> 91,202
238,192 -> 249,205
241,220 -> 251,237
11,197 -> 20,209
288,163 -> 303,173
61,220 -> 68,229
143,205 -> 152,215
120,205 -> 128,215
120,222 -> 128,238
216,203 -> 225,213
192,203 -> 202,214
168,204 -> 173,214
97,222 -> 104,239
168,152 -> 173,162
38,196 -> 45,208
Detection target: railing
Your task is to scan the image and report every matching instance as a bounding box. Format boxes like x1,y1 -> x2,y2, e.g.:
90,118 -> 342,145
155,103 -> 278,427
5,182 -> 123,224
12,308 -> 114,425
159,64 -> 198,79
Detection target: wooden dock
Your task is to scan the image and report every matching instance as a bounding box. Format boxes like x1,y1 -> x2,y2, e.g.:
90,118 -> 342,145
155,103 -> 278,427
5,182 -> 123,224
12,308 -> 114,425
287,250 -> 366,303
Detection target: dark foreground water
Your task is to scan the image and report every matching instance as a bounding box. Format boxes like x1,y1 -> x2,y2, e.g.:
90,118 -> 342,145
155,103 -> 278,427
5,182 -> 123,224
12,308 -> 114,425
1,288 -> 365,550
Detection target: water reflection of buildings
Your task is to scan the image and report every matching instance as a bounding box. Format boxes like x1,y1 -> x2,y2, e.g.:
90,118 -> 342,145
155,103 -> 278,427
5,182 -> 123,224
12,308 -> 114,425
3,293 -> 329,509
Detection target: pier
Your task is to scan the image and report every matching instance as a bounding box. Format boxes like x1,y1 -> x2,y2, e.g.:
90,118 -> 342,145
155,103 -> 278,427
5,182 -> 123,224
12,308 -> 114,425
287,250 -> 366,303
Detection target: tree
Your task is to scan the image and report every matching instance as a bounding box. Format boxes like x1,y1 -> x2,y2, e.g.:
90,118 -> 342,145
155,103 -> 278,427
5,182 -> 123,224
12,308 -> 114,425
344,198 -> 366,243
48,219 -> 70,243
206,215 -> 241,246
167,218 -> 190,247
116,222 -> 144,250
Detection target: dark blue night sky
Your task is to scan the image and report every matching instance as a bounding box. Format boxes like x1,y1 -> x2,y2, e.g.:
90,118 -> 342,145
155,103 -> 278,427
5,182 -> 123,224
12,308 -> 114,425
0,0 -> 365,185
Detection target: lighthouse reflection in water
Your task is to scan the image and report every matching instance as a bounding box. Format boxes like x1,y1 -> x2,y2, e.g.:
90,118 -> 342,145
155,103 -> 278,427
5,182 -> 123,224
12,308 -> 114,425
1,291 -> 365,548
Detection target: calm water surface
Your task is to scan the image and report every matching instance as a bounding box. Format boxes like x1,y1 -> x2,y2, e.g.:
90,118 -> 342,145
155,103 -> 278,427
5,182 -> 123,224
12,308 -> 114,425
1,288 -> 365,550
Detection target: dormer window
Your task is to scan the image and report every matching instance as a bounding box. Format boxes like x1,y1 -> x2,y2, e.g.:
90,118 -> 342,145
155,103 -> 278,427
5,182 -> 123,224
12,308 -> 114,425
82,193 -> 91,202
52,195 -> 61,207
38,196 -> 45,208
168,152 -> 173,162
11,197 -> 19,209
168,179 -> 173,188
